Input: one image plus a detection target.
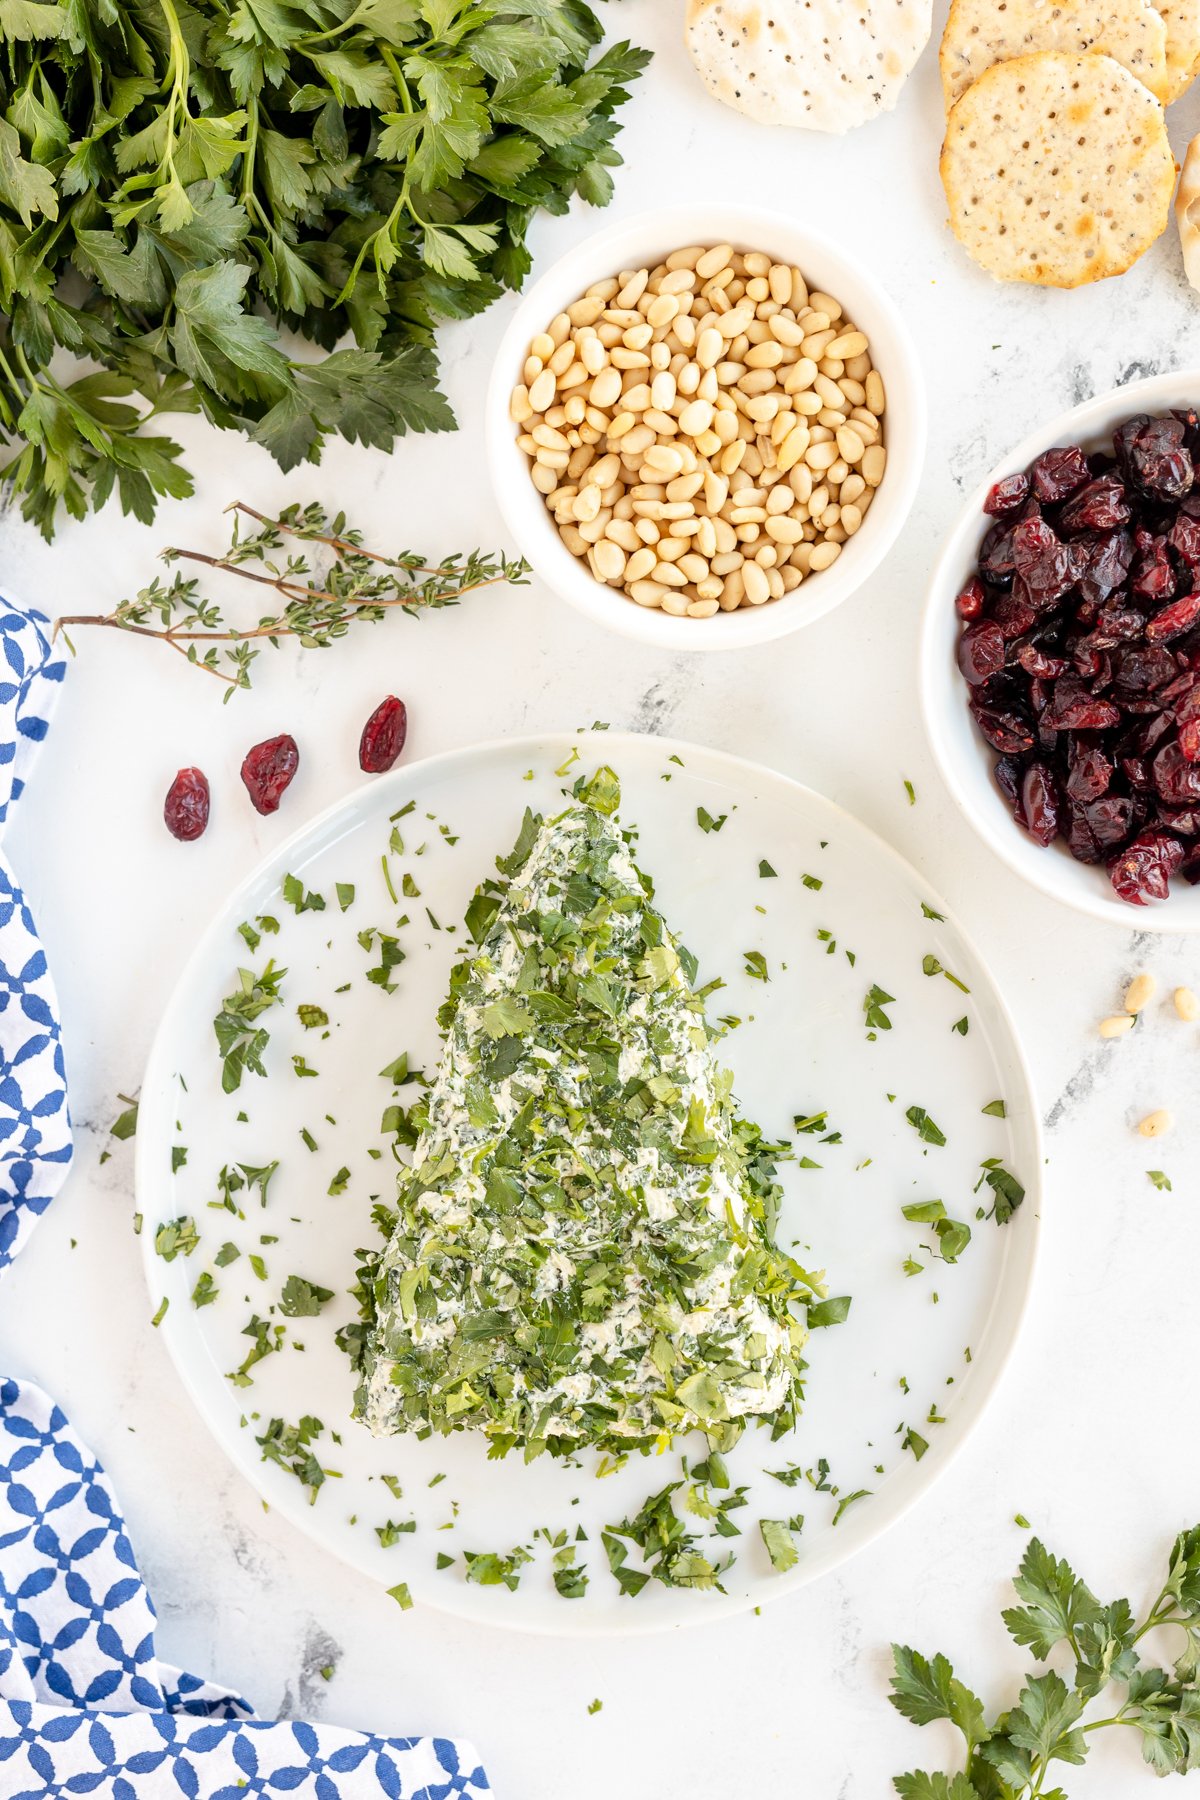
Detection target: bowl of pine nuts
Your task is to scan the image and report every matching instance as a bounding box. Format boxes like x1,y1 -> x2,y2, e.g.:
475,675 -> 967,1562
486,205 -> 925,648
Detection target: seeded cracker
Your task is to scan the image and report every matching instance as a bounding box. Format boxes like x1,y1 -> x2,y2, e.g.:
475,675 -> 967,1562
940,52 -> 1174,287
939,0 -> 1169,109
1158,0 -> 1200,98
684,0 -> 933,134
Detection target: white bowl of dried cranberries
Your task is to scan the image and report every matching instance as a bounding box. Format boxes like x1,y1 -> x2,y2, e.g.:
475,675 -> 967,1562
486,204 -> 925,650
923,370 -> 1200,929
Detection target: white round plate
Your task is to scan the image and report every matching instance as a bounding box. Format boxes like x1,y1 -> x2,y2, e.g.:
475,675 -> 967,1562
138,732 -> 1040,1636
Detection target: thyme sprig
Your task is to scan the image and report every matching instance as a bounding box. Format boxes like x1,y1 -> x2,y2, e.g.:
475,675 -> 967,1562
55,502 -> 529,697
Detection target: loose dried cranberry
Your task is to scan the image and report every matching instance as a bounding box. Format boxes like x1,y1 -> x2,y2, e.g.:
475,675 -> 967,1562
956,577 -> 986,620
1065,740 -> 1113,804
957,619 -> 1007,685
984,473 -> 1031,516
1031,446 -> 1090,504
1146,590 -> 1200,643
1153,739 -> 1200,805
1016,763 -> 1060,845
970,704 -> 1035,755
1066,796 -> 1134,861
1115,415 -> 1193,502
1059,476 -> 1132,535
164,767 -> 210,841
978,516 -> 1024,586
359,695 -> 408,773
241,734 -> 299,815
1109,829 -> 1184,904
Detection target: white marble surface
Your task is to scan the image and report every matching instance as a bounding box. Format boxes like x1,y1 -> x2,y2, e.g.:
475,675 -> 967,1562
2,2 -> 1200,1793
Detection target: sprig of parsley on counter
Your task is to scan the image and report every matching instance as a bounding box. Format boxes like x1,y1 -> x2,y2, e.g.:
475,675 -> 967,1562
0,1 -> 649,536
891,1528 -> 1200,1794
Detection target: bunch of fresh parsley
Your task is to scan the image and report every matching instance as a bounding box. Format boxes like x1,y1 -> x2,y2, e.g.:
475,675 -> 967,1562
0,0 -> 648,536
891,1530 -> 1200,1794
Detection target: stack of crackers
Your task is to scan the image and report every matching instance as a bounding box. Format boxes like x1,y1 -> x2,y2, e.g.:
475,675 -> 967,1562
938,0 -> 1190,286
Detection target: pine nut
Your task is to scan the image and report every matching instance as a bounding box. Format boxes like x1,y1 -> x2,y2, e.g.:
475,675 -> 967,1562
1138,1109 -> 1173,1138
513,246 -> 883,615
1124,973 -> 1156,1013
1175,987 -> 1199,1021
1099,1014 -> 1136,1038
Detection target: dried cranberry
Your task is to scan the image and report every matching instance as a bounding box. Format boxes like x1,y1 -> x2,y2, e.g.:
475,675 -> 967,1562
957,619 -> 1006,685
1066,796 -> 1134,861
1109,829 -> 1185,904
164,767 -> 210,841
1115,415 -> 1193,502
1075,530 -> 1134,603
359,696 -> 408,773
241,734 -> 299,815
984,473 -> 1031,516
994,757 -> 1021,807
956,577 -> 986,619
1011,517 -> 1077,605
1157,806 -> 1200,834
978,517 -> 1023,586
1040,679 -> 1121,732
1131,533 -> 1176,603
1016,763 -> 1060,845
1168,499 -> 1200,566
1146,590 -> 1200,643
1065,740 -> 1113,803
1176,687 -> 1200,760
970,704 -> 1035,755
1113,645 -> 1178,692
1183,844 -> 1200,884
1031,446 -> 1090,504
1059,476 -> 1132,535
1153,740 -> 1200,805
1016,640 -> 1068,679
992,586 -> 1040,640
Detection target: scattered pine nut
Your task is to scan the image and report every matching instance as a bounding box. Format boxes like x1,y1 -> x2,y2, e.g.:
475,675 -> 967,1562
1138,1109 -> 1173,1139
1123,973 -> 1156,1013
1098,1014 -> 1136,1039
1174,986 -> 1199,1022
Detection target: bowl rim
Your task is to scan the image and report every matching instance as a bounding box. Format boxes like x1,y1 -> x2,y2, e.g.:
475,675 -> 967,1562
485,201 -> 927,653
921,367 -> 1200,933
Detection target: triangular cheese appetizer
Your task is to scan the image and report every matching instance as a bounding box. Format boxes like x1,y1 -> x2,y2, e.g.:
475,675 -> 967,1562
356,769 -> 822,1459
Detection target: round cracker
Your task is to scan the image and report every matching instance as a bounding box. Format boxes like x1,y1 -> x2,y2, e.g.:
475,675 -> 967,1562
684,0 -> 933,134
939,0 -> 1169,108
940,52 -> 1174,287
1157,0 -> 1200,99
1176,132 -> 1200,289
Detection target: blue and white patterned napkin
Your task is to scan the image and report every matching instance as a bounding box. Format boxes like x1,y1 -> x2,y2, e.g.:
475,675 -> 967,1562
0,599 -> 490,1799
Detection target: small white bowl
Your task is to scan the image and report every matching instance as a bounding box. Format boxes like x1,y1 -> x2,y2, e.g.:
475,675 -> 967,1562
485,204 -> 926,651
922,369 -> 1200,932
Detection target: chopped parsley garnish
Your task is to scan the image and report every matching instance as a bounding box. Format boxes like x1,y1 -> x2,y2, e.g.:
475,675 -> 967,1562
921,953 -> 970,994
155,1216 -> 199,1262
279,1275 -> 334,1317
902,1200 -> 971,1263
759,1517 -> 800,1572
801,873 -> 823,891
744,949 -> 769,982
282,874 -> 326,914
758,859 -> 777,878
214,962 -> 286,1093
298,1004 -> 329,1030
256,1414 -> 335,1504
863,984 -> 895,1036
697,807 -> 727,833
463,1548 -> 532,1592
1148,1169 -> 1172,1191
905,1105 -> 947,1147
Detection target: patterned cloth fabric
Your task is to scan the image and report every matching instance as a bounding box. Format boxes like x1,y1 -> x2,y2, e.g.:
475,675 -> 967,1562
0,600 -> 490,1798
0,603 -> 70,1271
